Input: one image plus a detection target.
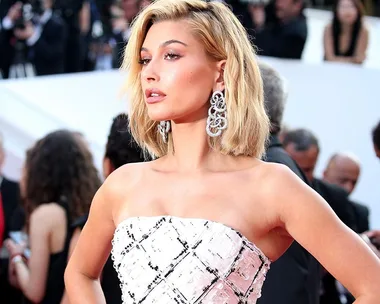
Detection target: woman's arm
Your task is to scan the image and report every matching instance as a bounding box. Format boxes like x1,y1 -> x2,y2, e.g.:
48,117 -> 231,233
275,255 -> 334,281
65,168 -> 128,304
61,228 -> 82,304
353,25 -> 369,64
270,164 -> 380,302
7,205 -> 56,303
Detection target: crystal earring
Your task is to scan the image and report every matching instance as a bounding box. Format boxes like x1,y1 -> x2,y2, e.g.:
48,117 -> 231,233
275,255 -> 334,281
158,120 -> 170,143
206,90 -> 227,137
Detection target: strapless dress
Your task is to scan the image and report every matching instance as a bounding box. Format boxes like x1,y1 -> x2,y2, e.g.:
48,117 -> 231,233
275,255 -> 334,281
111,216 -> 271,303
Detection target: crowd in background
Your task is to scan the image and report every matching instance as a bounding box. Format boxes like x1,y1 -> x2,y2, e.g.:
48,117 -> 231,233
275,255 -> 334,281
0,0 -> 379,78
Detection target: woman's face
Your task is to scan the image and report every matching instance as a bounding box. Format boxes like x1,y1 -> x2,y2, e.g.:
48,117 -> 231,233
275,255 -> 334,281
140,20 -> 224,123
337,0 -> 358,25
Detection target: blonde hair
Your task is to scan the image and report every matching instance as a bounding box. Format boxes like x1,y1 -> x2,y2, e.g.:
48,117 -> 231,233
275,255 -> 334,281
123,0 -> 270,159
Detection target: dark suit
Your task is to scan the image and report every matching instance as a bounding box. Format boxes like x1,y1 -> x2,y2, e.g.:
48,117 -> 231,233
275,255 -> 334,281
351,201 -> 370,234
0,0 -> 17,78
260,135 -> 321,304
0,176 -> 23,304
29,13 -> 67,76
255,14 -> 308,59
311,179 -> 356,231
0,177 -> 22,239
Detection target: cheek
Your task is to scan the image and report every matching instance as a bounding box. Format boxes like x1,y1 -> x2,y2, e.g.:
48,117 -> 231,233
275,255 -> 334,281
164,63 -> 214,103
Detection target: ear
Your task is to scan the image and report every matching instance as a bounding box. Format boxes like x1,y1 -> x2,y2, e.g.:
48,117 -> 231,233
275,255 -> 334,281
214,60 -> 226,92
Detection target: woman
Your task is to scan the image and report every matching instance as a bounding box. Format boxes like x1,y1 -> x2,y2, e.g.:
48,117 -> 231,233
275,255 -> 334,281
324,0 -> 369,64
65,1 -> 380,303
6,130 -> 101,304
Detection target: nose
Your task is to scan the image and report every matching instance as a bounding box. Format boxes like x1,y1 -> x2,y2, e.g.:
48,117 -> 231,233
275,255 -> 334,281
141,59 -> 160,83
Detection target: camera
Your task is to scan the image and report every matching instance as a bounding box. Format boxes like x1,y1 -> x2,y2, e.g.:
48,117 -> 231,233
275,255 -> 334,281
14,0 -> 44,29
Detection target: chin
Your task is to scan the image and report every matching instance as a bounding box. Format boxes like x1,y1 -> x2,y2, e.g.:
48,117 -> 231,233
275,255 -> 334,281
146,107 -> 174,122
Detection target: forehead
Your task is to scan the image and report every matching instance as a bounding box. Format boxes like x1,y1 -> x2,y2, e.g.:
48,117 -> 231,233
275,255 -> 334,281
331,159 -> 360,177
143,20 -> 194,46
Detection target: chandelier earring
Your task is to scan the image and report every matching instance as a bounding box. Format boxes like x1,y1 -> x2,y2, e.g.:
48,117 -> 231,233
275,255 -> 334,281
206,90 -> 227,137
158,120 -> 171,143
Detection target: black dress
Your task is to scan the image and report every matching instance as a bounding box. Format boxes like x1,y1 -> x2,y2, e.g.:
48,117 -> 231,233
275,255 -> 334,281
72,214 -> 122,304
25,199 -> 72,304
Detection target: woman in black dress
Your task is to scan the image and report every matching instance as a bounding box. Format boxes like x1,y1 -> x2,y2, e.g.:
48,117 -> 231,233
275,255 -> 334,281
5,130 -> 101,304
324,0 -> 369,64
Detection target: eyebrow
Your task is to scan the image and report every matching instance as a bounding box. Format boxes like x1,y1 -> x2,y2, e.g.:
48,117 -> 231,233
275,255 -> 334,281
140,39 -> 188,52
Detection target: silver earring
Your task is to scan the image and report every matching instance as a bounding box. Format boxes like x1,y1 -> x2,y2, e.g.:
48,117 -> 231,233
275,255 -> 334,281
206,90 -> 227,137
158,120 -> 170,143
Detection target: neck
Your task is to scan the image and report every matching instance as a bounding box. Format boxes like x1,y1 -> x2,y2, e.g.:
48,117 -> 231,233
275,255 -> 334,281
166,118 -> 219,172
341,23 -> 353,33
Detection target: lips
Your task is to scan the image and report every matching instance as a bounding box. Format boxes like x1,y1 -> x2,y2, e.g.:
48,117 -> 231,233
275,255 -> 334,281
145,88 -> 167,104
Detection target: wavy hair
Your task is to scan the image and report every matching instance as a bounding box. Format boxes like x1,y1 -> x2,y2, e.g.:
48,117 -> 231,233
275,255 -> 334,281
23,130 -> 101,222
123,0 -> 269,158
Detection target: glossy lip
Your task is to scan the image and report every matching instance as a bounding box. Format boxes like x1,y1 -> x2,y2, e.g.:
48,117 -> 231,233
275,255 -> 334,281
145,88 -> 167,104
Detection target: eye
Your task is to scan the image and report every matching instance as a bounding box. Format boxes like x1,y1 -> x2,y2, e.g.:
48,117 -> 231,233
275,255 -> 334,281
164,53 -> 181,60
138,58 -> 151,65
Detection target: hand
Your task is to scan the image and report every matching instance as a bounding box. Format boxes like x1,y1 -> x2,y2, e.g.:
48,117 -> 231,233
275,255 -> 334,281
7,2 -> 22,22
8,257 -> 21,288
4,239 -> 27,259
14,22 -> 35,40
363,230 -> 380,246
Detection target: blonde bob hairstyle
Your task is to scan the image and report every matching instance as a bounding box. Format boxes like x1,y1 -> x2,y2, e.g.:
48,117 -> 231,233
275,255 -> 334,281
123,0 -> 269,159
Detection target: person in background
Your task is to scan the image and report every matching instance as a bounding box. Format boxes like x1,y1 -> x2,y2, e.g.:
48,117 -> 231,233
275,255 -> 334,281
1,0 -> 67,76
5,130 -> 101,304
62,114 -> 146,304
111,0 -> 141,68
53,0 -> 90,73
254,0 -> 308,59
323,152 -> 370,233
259,61 -> 321,304
282,129 -> 373,304
324,0 -> 369,64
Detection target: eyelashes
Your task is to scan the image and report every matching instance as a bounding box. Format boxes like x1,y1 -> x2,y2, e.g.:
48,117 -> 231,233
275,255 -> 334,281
138,53 -> 181,65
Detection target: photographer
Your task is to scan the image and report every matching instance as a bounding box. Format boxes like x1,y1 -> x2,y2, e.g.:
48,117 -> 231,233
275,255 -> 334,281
2,0 -> 66,77
235,0 -> 308,60
0,1 -> 22,78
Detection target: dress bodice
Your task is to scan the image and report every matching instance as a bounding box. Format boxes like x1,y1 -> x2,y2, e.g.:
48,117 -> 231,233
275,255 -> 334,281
111,216 -> 271,304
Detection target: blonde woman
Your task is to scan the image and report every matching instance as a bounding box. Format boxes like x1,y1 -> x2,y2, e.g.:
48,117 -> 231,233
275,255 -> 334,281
65,0 -> 380,303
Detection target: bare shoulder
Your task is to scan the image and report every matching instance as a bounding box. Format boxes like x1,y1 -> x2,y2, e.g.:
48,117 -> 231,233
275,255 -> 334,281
250,161 -> 314,205
96,161 -> 154,216
31,203 -> 65,223
324,22 -> 332,34
102,161 -> 150,196
360,23 -> 369,36
251,161 -> 302,186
